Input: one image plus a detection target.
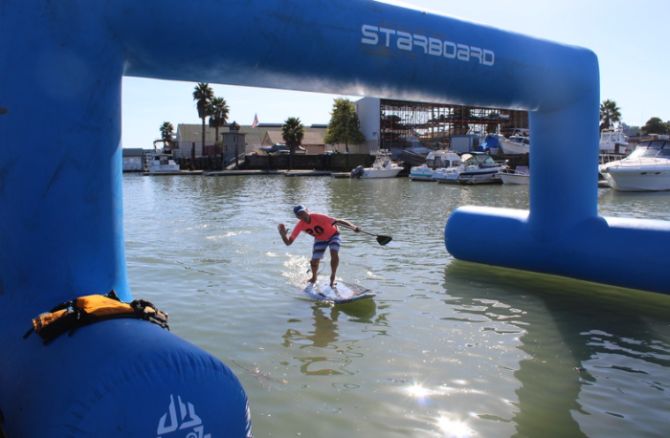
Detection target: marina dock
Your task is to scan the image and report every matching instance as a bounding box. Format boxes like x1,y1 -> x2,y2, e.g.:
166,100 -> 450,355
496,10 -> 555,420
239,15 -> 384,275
143,170 -> 203,176
204,169 -> 286,177
283,170 -> 332,177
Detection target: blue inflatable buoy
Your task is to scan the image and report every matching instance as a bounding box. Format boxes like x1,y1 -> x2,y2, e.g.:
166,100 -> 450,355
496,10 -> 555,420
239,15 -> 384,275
2,0 -> 669,435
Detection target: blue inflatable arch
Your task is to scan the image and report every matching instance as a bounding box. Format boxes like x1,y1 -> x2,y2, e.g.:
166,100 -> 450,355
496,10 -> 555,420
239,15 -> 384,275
2,0 -> 669,435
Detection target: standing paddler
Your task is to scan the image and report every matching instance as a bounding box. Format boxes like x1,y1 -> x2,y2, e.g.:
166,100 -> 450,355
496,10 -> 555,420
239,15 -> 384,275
278,205 -> 360,287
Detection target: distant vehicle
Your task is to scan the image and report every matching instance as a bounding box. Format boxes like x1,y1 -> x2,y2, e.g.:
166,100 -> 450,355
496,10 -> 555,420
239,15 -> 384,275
260,143 -> 306,154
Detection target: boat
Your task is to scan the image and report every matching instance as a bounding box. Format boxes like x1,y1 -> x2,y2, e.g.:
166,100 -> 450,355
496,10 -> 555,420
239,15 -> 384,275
436,152 -> 503,185
351,149 -> 403,179
600,139 -> 670,191
145,153 -> 181,174
599,127 -> 629,154
499,165 -> 529,185
480,133 -> 505,155
398,145 -> 432,167
430,152 -> 464,183
409,150 -> 460,181
499,129 -> 530,155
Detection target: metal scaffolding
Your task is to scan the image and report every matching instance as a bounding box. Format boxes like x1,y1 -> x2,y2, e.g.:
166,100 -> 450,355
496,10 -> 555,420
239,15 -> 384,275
379,99 -> 528,150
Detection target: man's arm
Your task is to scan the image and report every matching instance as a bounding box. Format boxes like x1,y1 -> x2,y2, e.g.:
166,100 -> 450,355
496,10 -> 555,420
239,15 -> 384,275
278,223 -> 296,245
333,219 -> 360,232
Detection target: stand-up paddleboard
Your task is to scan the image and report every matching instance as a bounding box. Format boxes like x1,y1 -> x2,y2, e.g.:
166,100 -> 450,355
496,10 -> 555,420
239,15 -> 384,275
303,279 -> 375,304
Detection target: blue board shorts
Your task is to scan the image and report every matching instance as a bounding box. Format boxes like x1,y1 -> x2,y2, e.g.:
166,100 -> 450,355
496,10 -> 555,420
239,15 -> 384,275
312,233 -> 341,260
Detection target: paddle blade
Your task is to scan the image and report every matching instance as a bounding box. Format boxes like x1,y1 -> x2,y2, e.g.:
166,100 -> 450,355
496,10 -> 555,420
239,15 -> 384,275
376,235 -> 392,246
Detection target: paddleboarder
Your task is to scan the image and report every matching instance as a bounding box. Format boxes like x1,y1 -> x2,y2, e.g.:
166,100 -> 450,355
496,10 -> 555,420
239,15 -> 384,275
278,205 -> 360,287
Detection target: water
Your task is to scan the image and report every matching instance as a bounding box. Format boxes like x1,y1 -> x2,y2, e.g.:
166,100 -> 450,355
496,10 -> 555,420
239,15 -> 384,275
123,175 -> 670,438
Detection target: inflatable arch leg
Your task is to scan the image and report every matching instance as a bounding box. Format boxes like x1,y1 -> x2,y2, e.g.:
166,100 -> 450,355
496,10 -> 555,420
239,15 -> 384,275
2,0 -> 670,435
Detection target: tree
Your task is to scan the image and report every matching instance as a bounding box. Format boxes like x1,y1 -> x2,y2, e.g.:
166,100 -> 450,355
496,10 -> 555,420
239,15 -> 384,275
324,98 -> 365,153
208,97 -> 230,149
599,99 -> 622,131
192,82 -> 214,154
282,117 -> 304,171
641,117 -> 669,135
159,121 -> 174,152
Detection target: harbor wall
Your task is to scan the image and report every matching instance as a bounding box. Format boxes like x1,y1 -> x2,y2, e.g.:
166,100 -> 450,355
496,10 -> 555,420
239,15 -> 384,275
176,154 -> 374,171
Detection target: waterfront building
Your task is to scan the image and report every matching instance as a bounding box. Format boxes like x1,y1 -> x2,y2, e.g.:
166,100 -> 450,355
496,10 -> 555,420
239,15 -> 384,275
174,123 -> 336,158
356,97 -> 529,153
261,127 -> 330,155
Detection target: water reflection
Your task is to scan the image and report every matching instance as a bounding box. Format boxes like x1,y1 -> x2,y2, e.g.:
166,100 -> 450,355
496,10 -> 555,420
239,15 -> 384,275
282,301 -> 377,376
598,189 -> 670,221
444,260 -> 670,438
436,415 -> 477,438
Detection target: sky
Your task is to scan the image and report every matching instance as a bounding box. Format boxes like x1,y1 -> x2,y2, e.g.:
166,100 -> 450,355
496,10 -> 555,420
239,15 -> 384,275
122,0 -> 670,148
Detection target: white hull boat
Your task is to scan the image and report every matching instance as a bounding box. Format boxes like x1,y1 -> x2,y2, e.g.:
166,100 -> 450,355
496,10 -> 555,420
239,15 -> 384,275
458,169 -> 502,185
353,149 -> 402,179
600,127 -> 629,154
600,140 -> 670,191
410,150 -> 461,182
499,166 -> 529,185
499,135 -> 530,155
146,153 -> 180,174
432,167 -> 460,184
360,167 -> 403,179
409,165 -> 435,181
436,152 -> 502,185
499,172 -> 529,185
603,166 -> 670,191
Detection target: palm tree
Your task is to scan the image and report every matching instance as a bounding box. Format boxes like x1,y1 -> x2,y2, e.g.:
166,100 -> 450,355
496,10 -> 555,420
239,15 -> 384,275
282,117 -> 304,171
159,121 -> 174,152
208,97 -> 230,151
599,99 -> 622,131
193,82 -> 214,154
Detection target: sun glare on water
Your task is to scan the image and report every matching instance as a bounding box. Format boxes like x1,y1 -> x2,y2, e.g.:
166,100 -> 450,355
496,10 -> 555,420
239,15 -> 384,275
436,416 -> 476,438
406,383 -> 433,399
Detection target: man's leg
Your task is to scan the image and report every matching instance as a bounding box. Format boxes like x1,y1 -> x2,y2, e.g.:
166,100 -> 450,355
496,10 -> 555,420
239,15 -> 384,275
310,240 -> 327,283
328,234 -> 342,287
330,250 -> 339,287
309,259 -> 319,284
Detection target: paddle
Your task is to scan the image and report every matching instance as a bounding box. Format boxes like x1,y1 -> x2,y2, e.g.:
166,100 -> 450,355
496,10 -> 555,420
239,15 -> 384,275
341,224 -> 392,246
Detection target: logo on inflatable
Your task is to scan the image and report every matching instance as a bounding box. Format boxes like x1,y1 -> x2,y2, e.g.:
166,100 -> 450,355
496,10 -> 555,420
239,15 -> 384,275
157,394 -> 211,438
361,24 -> 495,66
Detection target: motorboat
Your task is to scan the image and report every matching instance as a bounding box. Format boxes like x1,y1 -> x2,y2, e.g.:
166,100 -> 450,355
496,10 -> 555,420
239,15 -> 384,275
145,153 -> 180,174
499,165 -> 529,185
351,149 -> 403,179
430,152 -> 464,182
409,150 -> 460,181
497,129 -> 530,155
599,127 -> 629,154
436,152 -> 503,185
480,133 -> 505,155
600,139 -> 670,191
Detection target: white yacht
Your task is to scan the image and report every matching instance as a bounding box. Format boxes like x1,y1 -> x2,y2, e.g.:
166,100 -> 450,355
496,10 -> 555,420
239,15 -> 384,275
352,150 -> 402,179
499,165 -> 529,185
499,134 -> 530,155
600,139 -> 670,191
409,150 -> 460,181
145,153 -> 180,174
599,127 -> 629,154
436,152 -> 503,185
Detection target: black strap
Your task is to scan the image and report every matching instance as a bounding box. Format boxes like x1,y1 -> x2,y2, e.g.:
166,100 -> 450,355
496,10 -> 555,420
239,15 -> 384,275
26,291 -> 169,344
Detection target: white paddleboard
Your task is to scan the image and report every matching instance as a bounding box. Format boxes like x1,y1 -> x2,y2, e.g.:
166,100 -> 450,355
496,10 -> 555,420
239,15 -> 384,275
303,279 -> 375,304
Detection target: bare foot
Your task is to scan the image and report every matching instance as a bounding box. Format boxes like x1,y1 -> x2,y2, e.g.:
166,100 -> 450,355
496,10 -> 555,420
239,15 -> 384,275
307,277 -> 317,284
